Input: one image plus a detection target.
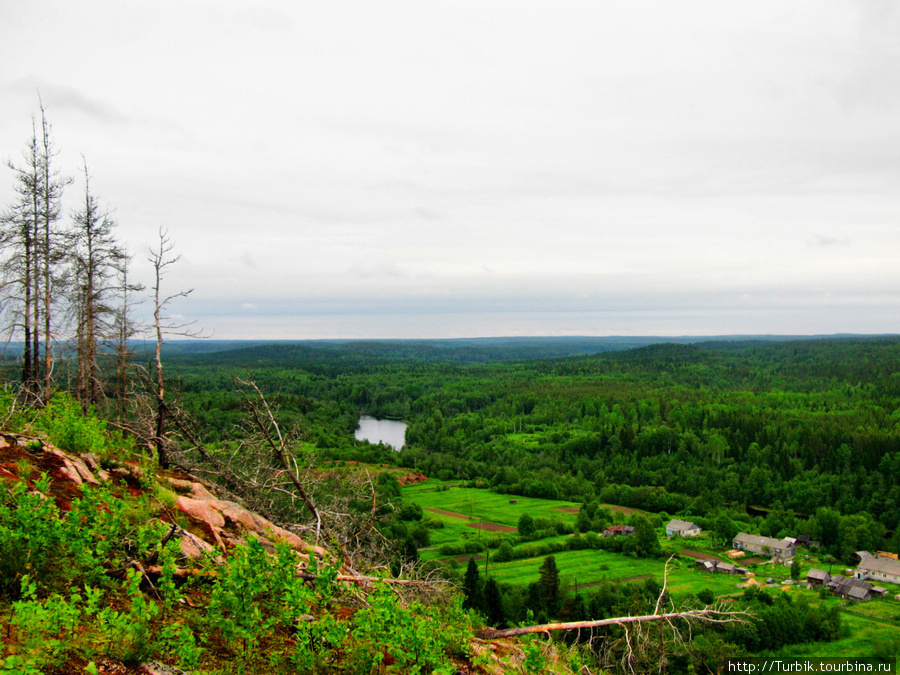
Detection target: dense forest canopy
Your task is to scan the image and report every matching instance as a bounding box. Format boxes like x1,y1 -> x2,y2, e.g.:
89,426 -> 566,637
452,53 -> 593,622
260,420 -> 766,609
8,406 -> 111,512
155,336 -> 900,548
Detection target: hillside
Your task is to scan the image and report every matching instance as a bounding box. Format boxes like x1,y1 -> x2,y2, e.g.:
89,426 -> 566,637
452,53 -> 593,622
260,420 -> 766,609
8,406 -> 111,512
0,405 -> 586,675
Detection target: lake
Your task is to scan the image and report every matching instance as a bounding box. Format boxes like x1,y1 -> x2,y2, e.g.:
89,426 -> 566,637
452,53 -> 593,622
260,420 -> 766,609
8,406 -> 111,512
354,416 -> 407,451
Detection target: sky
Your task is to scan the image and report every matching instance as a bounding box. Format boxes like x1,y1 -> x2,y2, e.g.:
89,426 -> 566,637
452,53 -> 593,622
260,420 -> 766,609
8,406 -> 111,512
1,1 -> 898,339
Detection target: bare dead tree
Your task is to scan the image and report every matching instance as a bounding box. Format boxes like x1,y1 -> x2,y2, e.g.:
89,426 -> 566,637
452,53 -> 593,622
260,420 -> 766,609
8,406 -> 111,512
234,377 -> 323,539
474,607 -> 750,641
1,105 -> 70,404
173,377 -> 399,573
69,158 -> 128,411
37,102 -> 71,402
111,260 -> 144,423
147,228 -> 204,468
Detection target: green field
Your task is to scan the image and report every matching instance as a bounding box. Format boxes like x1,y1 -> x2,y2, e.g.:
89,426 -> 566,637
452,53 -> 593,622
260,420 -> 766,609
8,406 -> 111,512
405,480 -> 583,560
404,480 -> 749,598
403,479 -> 900,658
404,480 -> 581,526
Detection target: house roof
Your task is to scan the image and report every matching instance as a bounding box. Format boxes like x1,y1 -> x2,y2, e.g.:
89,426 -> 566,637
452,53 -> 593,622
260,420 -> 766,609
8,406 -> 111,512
857,555 -> 900,577
733,533 -> 795,551
848,586 -> 870,600
806,569 -> 830,581
828,576 -> 871,592
666,519 -> 699,532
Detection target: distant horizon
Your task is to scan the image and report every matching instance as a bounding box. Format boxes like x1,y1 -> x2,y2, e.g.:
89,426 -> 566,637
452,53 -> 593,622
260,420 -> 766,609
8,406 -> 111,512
7,331 -> 899,350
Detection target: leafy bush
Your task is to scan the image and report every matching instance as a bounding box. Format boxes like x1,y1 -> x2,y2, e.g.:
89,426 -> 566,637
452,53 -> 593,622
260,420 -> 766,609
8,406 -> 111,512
24,393 -> 134,460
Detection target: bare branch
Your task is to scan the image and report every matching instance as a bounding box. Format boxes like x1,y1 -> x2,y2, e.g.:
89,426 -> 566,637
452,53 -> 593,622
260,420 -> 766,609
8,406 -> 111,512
234,377 -> 323,541
475,607 -> 752,640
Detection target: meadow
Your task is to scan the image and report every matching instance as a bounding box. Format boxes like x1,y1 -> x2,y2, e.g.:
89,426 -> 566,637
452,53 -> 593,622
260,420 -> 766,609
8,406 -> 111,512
405,479 -> 757,598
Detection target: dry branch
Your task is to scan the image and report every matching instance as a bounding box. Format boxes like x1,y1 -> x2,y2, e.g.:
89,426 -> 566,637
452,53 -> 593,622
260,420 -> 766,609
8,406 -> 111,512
475,607 -> 751,640
234,377 -> 323,540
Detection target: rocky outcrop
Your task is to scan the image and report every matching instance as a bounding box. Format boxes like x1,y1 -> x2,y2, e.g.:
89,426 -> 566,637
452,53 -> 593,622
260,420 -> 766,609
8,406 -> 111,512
166,476 -> 328,562
0,433 -> 325,566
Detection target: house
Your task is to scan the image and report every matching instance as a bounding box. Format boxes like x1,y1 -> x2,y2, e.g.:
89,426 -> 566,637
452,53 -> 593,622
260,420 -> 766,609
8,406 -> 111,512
828,575 -> 873,601
666,519 -> 701,538
732,533 -> 796,561
855,554 -> 900,585
715,562 -> 737,575
847,586 -> 871,603
603,525 -> 635,538
806,568 -> 831,586
696,560 -> 716,572
794,535 -> 821,549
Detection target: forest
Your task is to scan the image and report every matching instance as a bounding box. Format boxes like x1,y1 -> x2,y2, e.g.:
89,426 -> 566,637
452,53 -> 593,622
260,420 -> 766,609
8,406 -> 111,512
166,335 -> 900,564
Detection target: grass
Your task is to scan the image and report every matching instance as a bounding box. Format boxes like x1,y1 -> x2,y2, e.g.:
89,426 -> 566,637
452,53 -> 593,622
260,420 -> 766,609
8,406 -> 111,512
404,480 -> 581,527
844,599 -> 900,621
791,611 -> 900,657
485,549 -> 750,599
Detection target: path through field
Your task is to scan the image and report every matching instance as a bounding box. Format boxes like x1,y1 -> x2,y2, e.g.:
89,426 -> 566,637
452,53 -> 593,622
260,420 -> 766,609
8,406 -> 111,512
426,508 -> 472,519
467,522 -> 517,532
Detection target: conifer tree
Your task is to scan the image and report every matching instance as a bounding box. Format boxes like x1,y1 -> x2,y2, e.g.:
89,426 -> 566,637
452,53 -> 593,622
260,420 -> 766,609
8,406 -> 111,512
538,555 -> 560,615
463,556 -> 482,611
483,577 -> 506,627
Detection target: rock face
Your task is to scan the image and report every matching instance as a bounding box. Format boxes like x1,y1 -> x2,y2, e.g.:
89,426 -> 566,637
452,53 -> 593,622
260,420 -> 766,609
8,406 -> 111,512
0,432 -> 325,565
168,481 -> 328,561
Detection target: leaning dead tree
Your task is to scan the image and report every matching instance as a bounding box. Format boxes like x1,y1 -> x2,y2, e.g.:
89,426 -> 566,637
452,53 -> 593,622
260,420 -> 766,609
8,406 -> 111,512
478,556 -> 752,675
176,377 -> 398,573
475,607 -> 749,640
234,377 -> 323,540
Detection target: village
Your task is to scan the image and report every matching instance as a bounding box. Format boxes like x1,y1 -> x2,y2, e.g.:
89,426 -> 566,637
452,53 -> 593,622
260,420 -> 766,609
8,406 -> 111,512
659,519 -> 900,604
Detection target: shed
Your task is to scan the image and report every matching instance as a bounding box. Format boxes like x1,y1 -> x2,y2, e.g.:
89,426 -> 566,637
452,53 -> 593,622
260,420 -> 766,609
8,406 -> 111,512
806,568 -> 831,586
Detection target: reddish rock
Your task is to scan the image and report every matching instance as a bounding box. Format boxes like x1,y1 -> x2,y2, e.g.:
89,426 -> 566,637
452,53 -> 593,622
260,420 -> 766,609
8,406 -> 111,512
58,458 -> 84,486
175,496 -> 226,529
215,500 -> 260,531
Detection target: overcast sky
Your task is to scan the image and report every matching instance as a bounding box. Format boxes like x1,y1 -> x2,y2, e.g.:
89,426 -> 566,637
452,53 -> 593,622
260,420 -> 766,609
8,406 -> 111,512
1,1 -> 898,339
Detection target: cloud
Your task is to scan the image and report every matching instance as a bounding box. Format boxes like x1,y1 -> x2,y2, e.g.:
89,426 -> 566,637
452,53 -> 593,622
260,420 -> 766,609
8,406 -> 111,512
807,235 -> 850,248
6,77 -> 130,125
236,253 -> 257,268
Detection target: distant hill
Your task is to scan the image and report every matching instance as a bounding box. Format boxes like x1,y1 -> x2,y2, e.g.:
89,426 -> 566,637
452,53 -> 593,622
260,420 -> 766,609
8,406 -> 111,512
159,334 -> 897,366
1,333 -> 895,367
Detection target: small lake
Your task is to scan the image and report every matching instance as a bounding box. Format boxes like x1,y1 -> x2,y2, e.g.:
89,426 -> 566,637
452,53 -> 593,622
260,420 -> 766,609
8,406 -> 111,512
354,416 -> 407,451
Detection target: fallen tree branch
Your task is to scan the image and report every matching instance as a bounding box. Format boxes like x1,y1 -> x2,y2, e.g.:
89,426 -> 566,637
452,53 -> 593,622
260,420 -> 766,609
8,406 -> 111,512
234,377 -> 323,541
475,608 -> 751,640
295,569 -> 450,587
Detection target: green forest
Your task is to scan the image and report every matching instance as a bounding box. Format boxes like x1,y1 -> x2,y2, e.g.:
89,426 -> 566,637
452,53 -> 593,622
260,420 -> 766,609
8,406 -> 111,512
170,336 -> 900,554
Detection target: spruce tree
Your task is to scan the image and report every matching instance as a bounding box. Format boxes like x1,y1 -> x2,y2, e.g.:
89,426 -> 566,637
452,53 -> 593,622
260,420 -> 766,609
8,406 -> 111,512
538,555 -> 560,615
483,577 -> 505,627
463,556 -> 482,611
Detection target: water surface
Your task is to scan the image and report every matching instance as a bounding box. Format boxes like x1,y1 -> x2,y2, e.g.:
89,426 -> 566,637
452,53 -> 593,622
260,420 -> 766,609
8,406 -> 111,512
355,415 -> 407,451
